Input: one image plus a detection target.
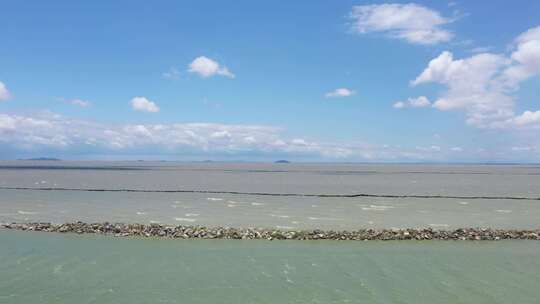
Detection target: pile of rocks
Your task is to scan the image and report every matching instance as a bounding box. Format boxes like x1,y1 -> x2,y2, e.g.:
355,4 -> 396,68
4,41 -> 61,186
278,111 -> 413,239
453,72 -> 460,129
2,222 -> 539,241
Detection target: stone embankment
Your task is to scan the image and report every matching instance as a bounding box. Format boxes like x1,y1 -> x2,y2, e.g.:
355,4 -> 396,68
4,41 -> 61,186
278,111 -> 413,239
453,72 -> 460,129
2,222 -> 539,241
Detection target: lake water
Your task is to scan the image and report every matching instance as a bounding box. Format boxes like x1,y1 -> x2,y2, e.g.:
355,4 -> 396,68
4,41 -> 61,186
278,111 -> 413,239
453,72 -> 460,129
1,230 -> 540,304
2,161 -> 539,303
1,161 -> 539,229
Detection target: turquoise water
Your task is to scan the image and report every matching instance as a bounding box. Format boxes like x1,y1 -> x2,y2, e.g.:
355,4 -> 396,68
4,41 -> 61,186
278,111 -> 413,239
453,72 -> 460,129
2,230 -> 540,304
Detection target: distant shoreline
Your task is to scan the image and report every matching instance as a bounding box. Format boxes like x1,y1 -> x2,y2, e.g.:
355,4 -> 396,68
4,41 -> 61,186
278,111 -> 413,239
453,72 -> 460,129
2,222 -> 539,241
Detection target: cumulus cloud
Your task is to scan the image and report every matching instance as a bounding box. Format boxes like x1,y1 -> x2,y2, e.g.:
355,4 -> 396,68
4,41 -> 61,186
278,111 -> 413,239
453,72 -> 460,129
350,3 -> 454,45
325,88 -> 356,98
509,110 -> 540,128
130,97 -> 160,113
0,81 -> 11,101
188,56 -> 234,78
409,25 -> 540,129
2,111 -> 538,161
393,101 -> 405,109
0,112 -> 363,159
501,26 -> 540,87
1,112 -> 494,161
393,96 -> 431,108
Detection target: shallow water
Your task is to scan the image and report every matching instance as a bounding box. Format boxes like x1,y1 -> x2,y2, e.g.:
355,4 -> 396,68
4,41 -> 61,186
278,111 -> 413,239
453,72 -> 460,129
2,161 -> 540,196
1,161 -> 540,229
2,189 -> 540,229
1,230 -> 539,304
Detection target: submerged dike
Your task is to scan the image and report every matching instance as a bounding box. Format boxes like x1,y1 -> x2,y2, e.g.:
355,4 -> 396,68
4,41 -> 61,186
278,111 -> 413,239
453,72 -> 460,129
2,222 -> 540,241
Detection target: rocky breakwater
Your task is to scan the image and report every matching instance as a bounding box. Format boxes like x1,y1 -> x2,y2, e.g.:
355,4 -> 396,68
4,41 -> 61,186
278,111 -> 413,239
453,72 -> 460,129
1,222 -> 540,241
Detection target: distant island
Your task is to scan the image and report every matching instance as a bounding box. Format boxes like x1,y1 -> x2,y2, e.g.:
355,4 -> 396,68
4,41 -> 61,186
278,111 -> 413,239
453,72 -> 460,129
274,160 -> 291,164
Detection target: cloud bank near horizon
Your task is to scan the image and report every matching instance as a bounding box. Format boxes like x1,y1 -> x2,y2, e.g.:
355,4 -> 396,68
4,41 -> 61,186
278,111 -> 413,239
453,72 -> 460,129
0,112 -> 537,161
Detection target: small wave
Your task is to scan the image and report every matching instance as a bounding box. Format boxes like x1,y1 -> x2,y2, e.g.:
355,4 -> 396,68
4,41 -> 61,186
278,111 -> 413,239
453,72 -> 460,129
495,209 -> 512,213
429,223 -> 450,228
149,220 -> 160,224
362,204 -> 395,211
228,200 -> 250,205
270,214 -> 290,218
175,217 -> 197,222
185,213 -> 199,217
458,201 -> 469,205
207,197 -> 223,201
308,217 -> 340,221
136,212 -> 146,215
17,210 -> 37,215
227,204 -> 237,208
251,202 -> 265,206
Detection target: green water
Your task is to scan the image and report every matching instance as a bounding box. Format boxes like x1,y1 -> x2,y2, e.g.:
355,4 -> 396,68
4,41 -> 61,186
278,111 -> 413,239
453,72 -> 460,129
1,231 -> 539,304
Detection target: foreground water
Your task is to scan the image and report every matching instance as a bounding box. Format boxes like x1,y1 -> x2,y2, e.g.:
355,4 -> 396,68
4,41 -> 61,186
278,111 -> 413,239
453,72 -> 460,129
1,230 -> 539,304
2,162 -> 539,303
1,161 -> 540,229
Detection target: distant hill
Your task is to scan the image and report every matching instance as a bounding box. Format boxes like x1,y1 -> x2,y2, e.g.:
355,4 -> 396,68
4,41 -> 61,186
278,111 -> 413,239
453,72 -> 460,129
274,160 -> 291,164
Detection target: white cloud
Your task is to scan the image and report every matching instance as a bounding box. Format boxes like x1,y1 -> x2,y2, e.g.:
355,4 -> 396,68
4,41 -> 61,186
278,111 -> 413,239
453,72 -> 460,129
409,26 -> 540,129
0,111 -> 488,161
350,3 -> 454,45
130,97 -> 160,113
0,81 -> 11,101
411,51 -> 512,127
0,112 -> 363,159
502,26 -> 540,87
188,56 -> 234,78
393,101 -> 405,109
1,112 -> 538,161
68,99 -> 91,107
409,96 -> 431,107
394,96 -> 431,109
325,88 -> 356,98
509,110 -> 540,128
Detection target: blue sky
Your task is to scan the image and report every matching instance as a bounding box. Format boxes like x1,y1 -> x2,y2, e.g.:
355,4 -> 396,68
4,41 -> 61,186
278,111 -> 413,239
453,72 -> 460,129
1,1 -> 539,161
